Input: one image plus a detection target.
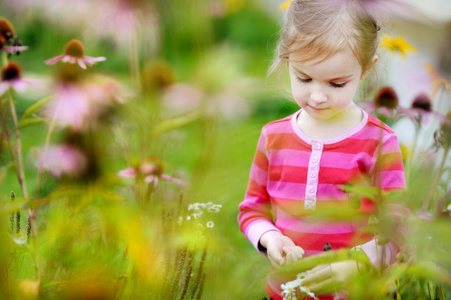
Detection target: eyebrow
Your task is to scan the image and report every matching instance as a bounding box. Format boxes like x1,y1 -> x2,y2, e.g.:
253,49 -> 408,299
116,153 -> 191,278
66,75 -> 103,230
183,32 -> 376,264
291,66 -> 353,81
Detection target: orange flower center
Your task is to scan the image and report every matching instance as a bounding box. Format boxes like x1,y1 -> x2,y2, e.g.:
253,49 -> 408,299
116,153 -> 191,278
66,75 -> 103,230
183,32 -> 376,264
0,18 -> 15,41
374,87 -> 398,109
64,39 -> 84,58
411,93 -> 431,112
1,63 -> 21,81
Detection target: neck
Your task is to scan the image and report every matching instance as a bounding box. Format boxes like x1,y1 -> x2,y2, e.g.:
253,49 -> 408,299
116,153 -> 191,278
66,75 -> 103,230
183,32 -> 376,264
297,103 -> 363,140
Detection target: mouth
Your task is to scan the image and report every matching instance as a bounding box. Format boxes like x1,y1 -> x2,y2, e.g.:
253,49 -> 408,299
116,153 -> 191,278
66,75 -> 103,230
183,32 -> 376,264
308,105 -> 327,111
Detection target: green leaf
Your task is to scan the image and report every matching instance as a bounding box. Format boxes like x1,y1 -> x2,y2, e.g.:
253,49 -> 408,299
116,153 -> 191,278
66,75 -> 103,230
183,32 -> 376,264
407,261 -> 451,285
339,184 -> 382,202
18,118 -> 49,129
0,199 -> 29,216
35,185 -> 86,208
20,95 -> 54,120
152,112 -> 199,136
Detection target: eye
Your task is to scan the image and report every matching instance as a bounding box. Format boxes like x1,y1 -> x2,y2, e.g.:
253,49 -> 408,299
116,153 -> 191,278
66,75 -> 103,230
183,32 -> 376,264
330,82 -> 347,88
297,77 -> 311,83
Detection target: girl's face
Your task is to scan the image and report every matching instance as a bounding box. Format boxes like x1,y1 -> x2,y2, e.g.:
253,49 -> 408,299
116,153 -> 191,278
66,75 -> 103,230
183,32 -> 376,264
289,49 -> 368,122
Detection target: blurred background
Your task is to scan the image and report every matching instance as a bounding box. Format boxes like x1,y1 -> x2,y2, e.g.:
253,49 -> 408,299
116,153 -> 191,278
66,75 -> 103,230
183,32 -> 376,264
0,0 -> 450,299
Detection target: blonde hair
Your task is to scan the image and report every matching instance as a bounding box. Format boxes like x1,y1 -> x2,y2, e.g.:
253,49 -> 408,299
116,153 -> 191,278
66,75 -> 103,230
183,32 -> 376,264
269,0 -> 380,77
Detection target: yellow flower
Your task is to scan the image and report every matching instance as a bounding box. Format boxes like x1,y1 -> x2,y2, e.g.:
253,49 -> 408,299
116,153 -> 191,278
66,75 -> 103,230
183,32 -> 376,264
380,35 -> 417,59
279,0 -> 294,11
399,144 -> 410,161
425,63 -> 450,98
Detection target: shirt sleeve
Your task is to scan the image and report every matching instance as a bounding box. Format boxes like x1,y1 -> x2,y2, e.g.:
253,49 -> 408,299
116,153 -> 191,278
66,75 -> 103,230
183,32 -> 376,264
238,128 -> 280,253
359,132 -> 406,268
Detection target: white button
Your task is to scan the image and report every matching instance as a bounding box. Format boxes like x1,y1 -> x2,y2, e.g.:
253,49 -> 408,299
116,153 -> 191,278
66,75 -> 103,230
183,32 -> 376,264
310,171 -> 316,177
312,156 -> 318,163
308,185 -> 315,193
315,143 -> 321,150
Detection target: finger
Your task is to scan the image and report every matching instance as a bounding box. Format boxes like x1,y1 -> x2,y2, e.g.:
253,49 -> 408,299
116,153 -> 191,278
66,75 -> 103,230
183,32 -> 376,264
268,247 -> 285,266
303,265 -> 331,286
268,256 -> 282,269
283,246 -> 304,261
292,246 -> 305,259
307,277 -> 337,295
284,249 -> 297,264
310,263 -> 329,272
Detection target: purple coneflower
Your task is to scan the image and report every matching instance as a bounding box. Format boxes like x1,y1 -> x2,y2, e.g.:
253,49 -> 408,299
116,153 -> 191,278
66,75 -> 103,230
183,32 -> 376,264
118,161 -> 186,187
39,144 -> 88,178
404,93 -> 449,126
359,86 -> 404,119
0,62 -> 40,95
45,39 -> 106,69
0,17 -> 28,55
43,78 -> 123,131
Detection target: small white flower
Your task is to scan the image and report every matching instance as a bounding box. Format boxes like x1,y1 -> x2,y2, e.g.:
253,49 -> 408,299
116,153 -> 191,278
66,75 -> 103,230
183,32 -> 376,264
193,211 -> 204,219
296,272 -> 308,280
186,216 -> 192,221
206,221 -> 214,228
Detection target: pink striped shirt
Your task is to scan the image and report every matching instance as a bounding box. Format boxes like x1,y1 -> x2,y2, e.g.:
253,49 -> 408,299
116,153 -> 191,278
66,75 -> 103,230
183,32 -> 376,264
238,109 -> 405,298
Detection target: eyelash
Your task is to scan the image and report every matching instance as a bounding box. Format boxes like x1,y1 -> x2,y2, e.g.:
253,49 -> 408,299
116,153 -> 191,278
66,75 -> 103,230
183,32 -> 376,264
297,77 -> 347,88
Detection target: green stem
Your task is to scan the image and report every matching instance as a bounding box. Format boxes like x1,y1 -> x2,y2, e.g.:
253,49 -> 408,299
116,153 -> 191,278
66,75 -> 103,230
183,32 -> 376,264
7,89 -> 41,283
129,31 -> 141,92
1,51 -> 7,67
34,97 -> 61,199
405,124 -> 420,184
421,145 -> 450,213
7,90 -> 28,199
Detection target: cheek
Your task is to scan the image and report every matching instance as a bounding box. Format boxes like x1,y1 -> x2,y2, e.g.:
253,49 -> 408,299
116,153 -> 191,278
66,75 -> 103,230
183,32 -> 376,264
291,85 -> 306,103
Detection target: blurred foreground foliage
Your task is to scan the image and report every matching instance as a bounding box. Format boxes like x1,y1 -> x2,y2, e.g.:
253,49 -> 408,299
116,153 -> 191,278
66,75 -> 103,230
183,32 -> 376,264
0,0 -> 450,300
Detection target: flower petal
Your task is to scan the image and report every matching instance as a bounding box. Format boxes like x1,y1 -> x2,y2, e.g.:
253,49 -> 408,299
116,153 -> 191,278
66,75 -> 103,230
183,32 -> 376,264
11,80 -> 27,92
2,45 -> 29,53
45,55 -> 65,65
117,168 -> 136,178
0,82 -> 8,95
83,56 -> 107,66
161,174 -> 186,186
77,58 -> 87,70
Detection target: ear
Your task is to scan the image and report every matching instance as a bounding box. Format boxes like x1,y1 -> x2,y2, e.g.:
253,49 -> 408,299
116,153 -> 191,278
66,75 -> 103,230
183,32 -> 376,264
361,55 -> 378,79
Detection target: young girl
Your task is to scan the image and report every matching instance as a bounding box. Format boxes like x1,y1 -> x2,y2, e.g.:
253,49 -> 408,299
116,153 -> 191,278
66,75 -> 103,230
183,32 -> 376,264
238,0 -> 405,299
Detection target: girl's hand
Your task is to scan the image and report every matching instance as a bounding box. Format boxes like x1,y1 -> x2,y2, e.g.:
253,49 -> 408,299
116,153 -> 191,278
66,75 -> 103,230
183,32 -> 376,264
259,231 -> 304,269
301,260 -> 361,295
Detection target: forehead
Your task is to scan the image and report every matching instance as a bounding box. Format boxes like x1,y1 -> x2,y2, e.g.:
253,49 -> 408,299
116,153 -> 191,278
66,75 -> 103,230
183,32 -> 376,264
289,49 -> 362,78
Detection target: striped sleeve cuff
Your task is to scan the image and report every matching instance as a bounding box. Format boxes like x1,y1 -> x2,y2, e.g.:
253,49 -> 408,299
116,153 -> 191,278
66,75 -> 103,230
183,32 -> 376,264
246,220 -> 280,255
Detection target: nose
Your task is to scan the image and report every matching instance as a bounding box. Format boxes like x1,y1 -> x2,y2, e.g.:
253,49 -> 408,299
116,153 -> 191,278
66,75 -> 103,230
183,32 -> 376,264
310,91 -> 327,104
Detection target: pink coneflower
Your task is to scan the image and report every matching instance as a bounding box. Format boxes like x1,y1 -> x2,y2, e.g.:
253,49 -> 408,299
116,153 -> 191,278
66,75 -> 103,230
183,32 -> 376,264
45,39 -> 106,69
0,62 -> 40,95
43,77 -> 123,131
404,93 -> 449,126
359,86 -> 404,119
38,144 -> 88,178
118,161 -> 186,187
0,17 -> 28,55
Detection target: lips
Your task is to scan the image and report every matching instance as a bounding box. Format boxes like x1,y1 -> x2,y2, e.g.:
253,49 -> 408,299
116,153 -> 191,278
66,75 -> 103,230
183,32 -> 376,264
308,105 -> 327,111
